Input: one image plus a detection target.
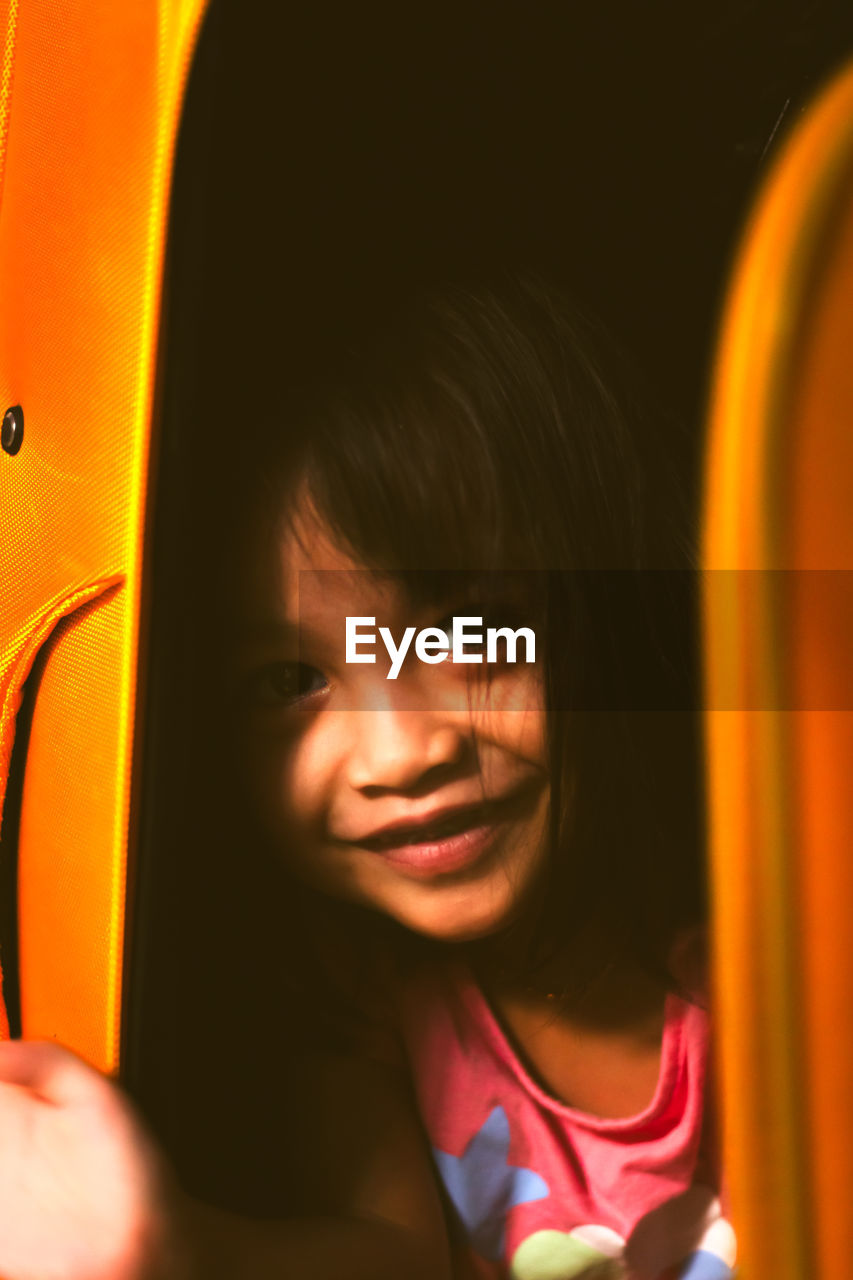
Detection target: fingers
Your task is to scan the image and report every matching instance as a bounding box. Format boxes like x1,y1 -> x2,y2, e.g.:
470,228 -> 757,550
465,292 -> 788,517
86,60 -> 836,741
0,1039 -> 108,1106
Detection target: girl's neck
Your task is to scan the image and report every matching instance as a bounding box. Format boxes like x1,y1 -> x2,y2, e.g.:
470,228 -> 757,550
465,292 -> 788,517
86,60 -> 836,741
468,923 -> 671,1119
465,914 -> 666,1031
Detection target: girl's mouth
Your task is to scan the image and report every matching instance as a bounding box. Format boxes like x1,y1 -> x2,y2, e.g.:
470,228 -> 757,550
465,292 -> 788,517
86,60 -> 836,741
352,796 -> 525,878
375,822 -> 501,877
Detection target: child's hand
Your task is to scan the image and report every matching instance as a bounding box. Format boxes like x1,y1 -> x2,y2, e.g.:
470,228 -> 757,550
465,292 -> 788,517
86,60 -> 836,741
0,1040 -> 186,1280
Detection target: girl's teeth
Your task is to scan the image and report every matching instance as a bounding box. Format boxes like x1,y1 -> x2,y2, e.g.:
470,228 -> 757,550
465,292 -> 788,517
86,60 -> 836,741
379,812 -> 484,847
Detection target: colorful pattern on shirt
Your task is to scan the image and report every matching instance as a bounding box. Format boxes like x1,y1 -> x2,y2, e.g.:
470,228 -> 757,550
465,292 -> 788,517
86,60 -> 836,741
394,966 -> 737,1280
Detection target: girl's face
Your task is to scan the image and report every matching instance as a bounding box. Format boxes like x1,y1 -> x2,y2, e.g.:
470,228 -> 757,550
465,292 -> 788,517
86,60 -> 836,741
234,503 -> 550,942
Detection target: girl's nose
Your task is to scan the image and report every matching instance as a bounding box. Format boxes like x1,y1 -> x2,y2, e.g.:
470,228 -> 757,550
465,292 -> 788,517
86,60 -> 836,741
346,706 -> 471,795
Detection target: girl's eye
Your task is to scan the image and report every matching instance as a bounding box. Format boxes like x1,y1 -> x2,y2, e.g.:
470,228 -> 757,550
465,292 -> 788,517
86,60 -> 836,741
246,661 -> 329,708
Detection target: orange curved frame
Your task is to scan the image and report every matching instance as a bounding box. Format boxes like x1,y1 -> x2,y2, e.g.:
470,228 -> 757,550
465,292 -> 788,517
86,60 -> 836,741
0,0 -> 208,1072
704,59 -> 853,1280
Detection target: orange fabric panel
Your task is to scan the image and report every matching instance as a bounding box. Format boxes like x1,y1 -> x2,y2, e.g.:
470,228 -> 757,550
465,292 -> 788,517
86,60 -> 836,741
0,575 -> 121,821
18,586 -> 130,1067
704,60 -> 853,1280
0,0 -> 19,211
0,0 -> 208,1072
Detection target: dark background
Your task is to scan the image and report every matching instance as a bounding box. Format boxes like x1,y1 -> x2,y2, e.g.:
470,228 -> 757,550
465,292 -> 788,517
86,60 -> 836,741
126,0 -> 853,1209
180,0 -> 853,455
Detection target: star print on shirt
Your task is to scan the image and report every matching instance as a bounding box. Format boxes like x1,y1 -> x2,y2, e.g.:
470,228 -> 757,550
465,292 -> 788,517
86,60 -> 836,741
433,1105 -> 550,1261
678,1252 -> 735,1279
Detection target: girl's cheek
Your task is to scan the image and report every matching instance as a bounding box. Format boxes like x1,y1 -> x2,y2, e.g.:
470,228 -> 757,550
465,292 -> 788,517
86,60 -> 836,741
252,717 -> 342,837
470,670 -> 547,761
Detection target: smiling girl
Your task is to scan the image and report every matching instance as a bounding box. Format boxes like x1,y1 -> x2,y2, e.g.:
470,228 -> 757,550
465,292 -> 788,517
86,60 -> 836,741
213,276 -> 730,1278
0,277 -> 731,1280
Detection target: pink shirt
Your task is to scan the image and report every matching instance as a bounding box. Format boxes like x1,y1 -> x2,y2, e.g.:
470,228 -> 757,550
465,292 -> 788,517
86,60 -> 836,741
394,964 -> 737,1279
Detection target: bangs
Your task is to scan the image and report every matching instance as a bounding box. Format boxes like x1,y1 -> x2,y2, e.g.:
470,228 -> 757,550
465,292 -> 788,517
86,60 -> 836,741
295,334 -> 513,577
279,276 -> 649,586
299,397 -> 507,591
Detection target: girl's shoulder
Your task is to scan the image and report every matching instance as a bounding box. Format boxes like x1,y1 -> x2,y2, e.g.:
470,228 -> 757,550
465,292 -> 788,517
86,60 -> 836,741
301,920 -> 714,1096
390,958 -> 725,1277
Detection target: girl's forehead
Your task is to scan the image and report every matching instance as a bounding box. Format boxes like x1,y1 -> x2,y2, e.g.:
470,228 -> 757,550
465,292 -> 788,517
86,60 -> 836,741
279,501 -> 363,576
237,524 -> 403,652
275,506 -> 407,620
246,486 -> 537,632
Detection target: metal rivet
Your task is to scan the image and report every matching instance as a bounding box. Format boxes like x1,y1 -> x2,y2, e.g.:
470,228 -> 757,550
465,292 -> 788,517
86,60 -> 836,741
1,405 -> 23,456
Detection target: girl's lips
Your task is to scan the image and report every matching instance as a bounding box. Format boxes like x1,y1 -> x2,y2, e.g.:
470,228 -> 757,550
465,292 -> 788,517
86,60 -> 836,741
340,782 -> 542,879
376,821 -> 501,878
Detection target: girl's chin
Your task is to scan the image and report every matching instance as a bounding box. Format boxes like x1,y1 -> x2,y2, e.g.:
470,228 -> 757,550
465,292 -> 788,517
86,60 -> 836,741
296,819 -> 548,943
373,877 -> 526,944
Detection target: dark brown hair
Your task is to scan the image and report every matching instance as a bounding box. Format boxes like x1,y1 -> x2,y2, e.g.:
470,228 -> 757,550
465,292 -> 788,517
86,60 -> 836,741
235,274 -> 705,987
